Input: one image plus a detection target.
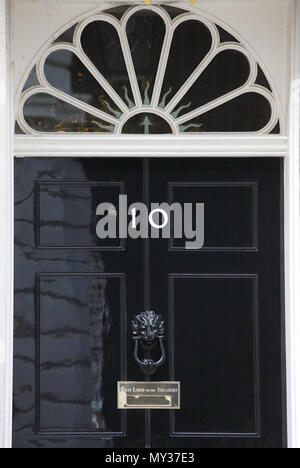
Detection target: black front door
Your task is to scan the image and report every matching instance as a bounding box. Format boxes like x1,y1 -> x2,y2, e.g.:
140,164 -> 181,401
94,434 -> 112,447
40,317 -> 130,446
13,157 -> 286,448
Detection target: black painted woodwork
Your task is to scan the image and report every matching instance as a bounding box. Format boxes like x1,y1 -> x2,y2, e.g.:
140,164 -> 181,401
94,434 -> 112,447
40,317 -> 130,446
13,157 -> 286,448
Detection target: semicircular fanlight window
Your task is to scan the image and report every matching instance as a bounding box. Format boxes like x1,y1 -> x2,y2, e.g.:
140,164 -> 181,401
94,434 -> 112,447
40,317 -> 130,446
17,5 -> 280,135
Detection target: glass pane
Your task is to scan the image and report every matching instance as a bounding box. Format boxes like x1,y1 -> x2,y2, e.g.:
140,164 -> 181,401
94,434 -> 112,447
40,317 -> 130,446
161,6 -> 186,19
22,66 -> 40,92
55,24 -> 77,44
15,122 -> 25,135
44,49 -> 122,118
172,50 -> 251,118
81,21 -> 135,108
179,93 -> 272,132
127,10 -> 166,104
122,113 -> 173,134
23,93 -> 115,133
104,6 -> 131,20
159,20 -> 212,108
255,65 -> 272,92
216,25 -> 239,44
270,120 -> 280,134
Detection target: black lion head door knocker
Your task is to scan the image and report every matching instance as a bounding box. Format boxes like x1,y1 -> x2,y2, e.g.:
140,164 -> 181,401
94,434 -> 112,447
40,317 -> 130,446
132,311 -> 166,377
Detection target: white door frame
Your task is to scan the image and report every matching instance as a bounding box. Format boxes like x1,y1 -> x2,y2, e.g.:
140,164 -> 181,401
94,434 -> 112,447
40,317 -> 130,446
0,0 -> 13,449
1,0 -> 300,448
284,0 -> 300,449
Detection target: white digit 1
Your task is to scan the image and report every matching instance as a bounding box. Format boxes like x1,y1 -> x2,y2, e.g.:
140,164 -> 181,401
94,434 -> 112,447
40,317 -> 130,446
131,207 -> 137,229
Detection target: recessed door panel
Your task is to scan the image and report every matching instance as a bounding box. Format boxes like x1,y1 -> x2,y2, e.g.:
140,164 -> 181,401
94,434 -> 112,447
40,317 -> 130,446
37,182 -> 124,249
169,182 -> 257,251
170,275 -> 258,436
38,273 -> 125,435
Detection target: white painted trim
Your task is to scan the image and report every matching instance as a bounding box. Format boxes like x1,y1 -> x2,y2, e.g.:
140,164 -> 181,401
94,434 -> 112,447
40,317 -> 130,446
285,0 -> 300,449
14,135 -> 287,158
0,0 -> 13,450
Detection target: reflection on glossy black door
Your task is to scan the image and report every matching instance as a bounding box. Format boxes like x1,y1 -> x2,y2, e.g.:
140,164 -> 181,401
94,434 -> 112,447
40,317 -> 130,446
13,158 -> 286,448
149,158 -> 286,448
14,159 -> 145,448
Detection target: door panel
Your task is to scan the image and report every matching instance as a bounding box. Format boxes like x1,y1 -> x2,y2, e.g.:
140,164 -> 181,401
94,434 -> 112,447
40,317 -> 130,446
170,274 -> 258,436
37,273 -> 125,435
37,182 -> 124,250
14,158 -> 145,448
169,182 -> 257,251
14,157 -> 286,448
150,158 -> 285,448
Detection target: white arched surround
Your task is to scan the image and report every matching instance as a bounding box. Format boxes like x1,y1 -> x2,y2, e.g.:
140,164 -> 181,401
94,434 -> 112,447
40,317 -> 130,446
12,0 -> 290,134
14,3 -> 282,136
0,0 -> 297,448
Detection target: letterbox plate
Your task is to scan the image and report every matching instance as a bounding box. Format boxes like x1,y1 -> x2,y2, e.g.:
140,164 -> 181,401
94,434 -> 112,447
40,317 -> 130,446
118,382 -> 180,410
